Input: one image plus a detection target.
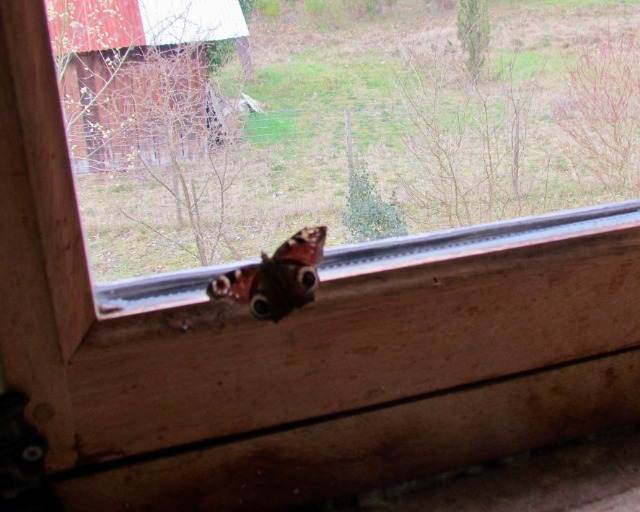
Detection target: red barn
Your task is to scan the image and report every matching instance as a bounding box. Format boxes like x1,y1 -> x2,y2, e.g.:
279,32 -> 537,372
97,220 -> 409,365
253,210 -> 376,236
46,0 -> 250,172
47,0 -> 147,53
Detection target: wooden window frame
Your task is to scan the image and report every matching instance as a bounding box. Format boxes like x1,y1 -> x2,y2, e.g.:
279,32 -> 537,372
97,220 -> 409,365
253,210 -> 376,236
2,2 -> 640,510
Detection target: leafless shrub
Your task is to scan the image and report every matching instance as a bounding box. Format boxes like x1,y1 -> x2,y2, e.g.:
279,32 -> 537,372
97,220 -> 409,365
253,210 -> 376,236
396,44 -> 547,230
553,33 -> 640,199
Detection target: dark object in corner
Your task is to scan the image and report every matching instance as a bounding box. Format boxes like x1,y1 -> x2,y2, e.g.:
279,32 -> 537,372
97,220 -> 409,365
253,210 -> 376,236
0,391 -> 61,511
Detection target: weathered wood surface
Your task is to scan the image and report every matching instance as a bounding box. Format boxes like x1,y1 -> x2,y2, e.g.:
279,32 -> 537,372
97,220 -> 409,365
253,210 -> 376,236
0,0 -> 91,471
54,347 -> 640,511
1,0 -> 95,363
66,227 -> 640,465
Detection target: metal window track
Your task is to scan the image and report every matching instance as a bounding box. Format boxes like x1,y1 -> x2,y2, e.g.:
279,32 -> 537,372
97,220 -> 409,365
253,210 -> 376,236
95,200 -> 640,316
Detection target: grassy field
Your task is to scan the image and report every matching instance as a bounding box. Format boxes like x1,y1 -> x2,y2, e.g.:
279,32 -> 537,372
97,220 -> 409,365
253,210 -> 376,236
73,0 -> 640,282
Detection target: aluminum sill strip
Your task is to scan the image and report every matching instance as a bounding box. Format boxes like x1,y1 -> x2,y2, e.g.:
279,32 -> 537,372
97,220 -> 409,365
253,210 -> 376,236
94,200 -> 640,316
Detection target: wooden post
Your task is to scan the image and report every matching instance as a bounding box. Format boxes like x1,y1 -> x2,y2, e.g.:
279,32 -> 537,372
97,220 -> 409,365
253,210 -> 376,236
234,36 -> 254,82
0,0 -> 96,470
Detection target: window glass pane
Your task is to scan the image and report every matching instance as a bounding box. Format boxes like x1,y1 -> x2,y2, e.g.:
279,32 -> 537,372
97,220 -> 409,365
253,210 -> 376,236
46,0 -> 640,282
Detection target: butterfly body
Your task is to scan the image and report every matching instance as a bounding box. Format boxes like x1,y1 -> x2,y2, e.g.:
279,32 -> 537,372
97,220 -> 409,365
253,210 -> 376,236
208,226 -> 327,322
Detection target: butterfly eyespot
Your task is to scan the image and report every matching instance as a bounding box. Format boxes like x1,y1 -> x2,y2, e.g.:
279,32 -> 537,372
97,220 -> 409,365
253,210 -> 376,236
302,271 -> 316,288
298,266 -> 319,291
250,295 -> 271,319
209,275 -> 231,296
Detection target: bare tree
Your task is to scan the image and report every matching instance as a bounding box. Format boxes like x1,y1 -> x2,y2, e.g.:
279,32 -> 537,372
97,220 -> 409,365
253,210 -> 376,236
114,44 -> 247,266
554,33 -> 640,199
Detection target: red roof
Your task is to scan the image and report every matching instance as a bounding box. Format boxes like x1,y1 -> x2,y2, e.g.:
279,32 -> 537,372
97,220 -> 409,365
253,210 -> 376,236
47,0 -> 146,54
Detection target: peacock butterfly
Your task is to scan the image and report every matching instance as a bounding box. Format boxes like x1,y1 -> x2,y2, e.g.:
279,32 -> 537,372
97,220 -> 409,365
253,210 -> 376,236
208,226 -> 327,322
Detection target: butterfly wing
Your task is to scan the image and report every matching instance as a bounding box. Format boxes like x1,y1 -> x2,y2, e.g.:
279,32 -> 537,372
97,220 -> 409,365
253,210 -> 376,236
271,226 -> 327,266
269,225 -> 327,312
208,264 -> 260,304
249,268 -> 294,322
272,259 -> 320,308
208,263 -> 291,322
